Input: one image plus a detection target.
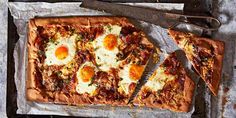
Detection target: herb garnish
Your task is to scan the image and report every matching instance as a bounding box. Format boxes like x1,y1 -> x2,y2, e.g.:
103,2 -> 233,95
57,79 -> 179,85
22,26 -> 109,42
107,25 -> 112,32
37,50 -> 45,56
76,34 -> 82,41
126,58 -> 131,63
136,60 -> 141,65
63,79 -> 70,84
96,63 -> 101,67
54,41 -> 59,45
63,76 -> 72,84
56,71 -> 62,76
89,38 -> 94,42
88,77 -> 94,86
48,38 -> 55,43
94,47 -> 99,51
48,38 -> 59,45
70,28 -> 76,34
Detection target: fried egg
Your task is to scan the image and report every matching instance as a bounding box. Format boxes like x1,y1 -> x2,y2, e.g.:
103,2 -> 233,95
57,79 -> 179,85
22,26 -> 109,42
118,63 -> 145,94
44,34 -> 77,66
145,67 -> 176,92
92,25 -> 122,71
76,62 -> 98,95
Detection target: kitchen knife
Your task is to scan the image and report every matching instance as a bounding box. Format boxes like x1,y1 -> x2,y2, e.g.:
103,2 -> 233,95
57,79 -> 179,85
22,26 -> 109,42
80,0 -> 221,30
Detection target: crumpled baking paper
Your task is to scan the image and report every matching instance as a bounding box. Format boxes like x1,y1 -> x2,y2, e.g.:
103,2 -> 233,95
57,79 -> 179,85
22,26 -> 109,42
9,2 -> 200,117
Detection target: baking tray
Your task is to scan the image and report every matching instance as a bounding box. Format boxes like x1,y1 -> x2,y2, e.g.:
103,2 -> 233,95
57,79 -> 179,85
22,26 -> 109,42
7,0 -> 212,117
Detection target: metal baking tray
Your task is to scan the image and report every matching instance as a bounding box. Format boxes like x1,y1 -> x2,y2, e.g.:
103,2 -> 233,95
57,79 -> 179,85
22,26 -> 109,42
7,0 -> 212,117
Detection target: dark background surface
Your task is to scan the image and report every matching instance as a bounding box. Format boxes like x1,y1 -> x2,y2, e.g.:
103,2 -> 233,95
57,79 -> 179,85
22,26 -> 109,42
7,0 -> 211,118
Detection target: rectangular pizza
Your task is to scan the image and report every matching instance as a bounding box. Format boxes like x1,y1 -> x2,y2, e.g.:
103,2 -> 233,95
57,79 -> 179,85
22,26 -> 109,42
27,16 -> 154,106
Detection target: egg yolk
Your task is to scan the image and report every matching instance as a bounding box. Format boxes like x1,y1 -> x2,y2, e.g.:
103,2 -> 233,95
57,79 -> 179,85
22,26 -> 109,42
129,64 -> 144,81
55,46 -> 68,60
80,66 -> 95,83
103,34 -> 118,51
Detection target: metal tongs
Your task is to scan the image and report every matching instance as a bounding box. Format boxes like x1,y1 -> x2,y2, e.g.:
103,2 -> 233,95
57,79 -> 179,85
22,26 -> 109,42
81,0 -> 221,30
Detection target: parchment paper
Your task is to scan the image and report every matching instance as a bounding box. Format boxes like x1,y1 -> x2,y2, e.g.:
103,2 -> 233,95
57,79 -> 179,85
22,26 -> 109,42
8,2 -> 200,117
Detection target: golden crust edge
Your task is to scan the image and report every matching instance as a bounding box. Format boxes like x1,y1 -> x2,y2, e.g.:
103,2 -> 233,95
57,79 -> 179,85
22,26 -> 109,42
31,16 -> 134,27
27,19 -> 38,101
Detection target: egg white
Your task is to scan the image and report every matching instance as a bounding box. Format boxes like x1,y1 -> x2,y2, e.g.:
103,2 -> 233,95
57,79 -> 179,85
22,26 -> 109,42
76,62 -> 97,95
118,63 -> 139,95
145,67 -> 176,92
92,25 -> 122,71
44,34 -> 77,66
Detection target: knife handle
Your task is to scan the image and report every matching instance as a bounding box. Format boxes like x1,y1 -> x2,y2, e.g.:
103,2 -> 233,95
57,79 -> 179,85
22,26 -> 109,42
177,15 -> 221,31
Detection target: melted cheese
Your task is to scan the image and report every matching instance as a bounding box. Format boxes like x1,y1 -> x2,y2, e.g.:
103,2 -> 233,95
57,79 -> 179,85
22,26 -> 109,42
60,60 -> 77,79
185,44 -> 194,52
76,62 -> 97,96
184,43 -> 196,57
178,38 -> 188,49
145,67 -> 176,92
178,37 -> 196,56
118,64 -> 144,94
92,25 -> 122,71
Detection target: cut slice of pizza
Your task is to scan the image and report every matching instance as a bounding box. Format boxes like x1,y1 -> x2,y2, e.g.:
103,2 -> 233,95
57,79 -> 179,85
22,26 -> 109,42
133,52 -> 195,112
168,29 -> 225,96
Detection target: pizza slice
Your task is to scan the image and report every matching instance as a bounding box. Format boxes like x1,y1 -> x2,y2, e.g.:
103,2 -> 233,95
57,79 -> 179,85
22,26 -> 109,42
133,52 -> 195,112
168,29 -> 225,96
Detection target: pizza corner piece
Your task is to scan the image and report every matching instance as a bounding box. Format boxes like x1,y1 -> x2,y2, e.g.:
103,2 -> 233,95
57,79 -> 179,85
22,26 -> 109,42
133,51 -> 195,112
168,29 -> 225,96
26,16 -> 154,106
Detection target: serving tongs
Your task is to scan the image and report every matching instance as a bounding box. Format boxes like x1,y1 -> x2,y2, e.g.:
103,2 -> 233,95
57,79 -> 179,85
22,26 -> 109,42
80,0 -> 221,30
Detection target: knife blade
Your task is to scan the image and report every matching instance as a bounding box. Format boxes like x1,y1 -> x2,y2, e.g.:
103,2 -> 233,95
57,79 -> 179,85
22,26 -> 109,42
81,0 -> 179,29
80,0 -> 221,30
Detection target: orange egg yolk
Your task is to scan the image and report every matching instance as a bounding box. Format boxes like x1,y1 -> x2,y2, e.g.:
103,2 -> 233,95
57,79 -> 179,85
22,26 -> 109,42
55,46 -> 69,60
80,66 -> 95,83
103,34 -> 118,50
129,64 -> 144,81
